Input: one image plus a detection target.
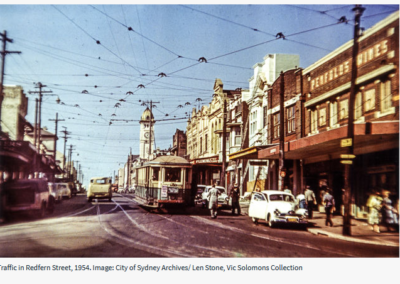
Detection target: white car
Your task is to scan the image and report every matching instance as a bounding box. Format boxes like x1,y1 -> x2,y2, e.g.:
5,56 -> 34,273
248,190 -> 308,228
57,183 -> 72,199
201,186 -> 230,208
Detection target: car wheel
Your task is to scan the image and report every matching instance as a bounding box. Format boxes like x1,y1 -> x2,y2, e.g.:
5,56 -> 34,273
251,217 -> 258,223
47,197 -> 55,214
37,203 -> 46,219
267,214 -> 274,228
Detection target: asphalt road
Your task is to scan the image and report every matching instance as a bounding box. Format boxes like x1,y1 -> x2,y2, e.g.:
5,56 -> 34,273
0,193 -> 398,257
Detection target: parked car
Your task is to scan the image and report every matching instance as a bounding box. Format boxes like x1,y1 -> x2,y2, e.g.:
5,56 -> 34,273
111,184 -> 118,193
248,190 -> 308,228
1,179 -> 55,218
87,177 -> 112,202
48,182 -> 63,203
67,182 -> 77,196
201,185 -> 230,209
57,183 -> 72,199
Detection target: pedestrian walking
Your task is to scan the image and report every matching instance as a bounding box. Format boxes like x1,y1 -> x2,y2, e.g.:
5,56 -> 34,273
323,188 -> 335,227
207,183 -> 220,219
230,183 -> 241,215
381,190 -> 398,232
304,185 -> 316,219
367,189 -> 382,233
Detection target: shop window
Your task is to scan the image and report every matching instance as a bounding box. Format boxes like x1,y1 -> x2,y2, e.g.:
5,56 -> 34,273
364,89 -> 375,112
354,92 -> 362,120
339,99 -> 349,120
273,112 -> 280,139
287,106 -> 296,133
319,108 -> 326,126
380,80 -> 392,112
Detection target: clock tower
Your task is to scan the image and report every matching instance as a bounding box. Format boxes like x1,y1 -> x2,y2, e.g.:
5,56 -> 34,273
139,107 -> 155,160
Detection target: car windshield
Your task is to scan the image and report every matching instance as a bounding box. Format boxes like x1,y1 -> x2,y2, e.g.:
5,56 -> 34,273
269,194 -> 294,202
95,178 -> 109,184
217,188 -> 225,194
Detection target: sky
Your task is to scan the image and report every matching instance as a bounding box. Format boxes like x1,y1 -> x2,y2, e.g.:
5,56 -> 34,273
1,3 -> 398,186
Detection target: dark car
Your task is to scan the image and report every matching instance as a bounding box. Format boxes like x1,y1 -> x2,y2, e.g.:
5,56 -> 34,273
1,179 -> 55,219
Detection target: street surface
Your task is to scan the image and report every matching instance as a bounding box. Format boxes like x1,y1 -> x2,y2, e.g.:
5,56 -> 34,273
0,193 -> 398,257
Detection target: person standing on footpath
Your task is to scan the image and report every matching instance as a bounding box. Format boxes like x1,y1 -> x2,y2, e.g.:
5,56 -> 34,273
304,185 -> 316,219
323,188 -> 335,227
367,189 -> 382,233
207,183 -> 220,219
230,183 -> 241,215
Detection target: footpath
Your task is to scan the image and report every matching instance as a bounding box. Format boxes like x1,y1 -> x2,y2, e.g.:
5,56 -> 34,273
239,203 -> 399,247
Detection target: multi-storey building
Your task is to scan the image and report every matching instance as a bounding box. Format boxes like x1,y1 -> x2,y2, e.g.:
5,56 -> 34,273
232,11 -> 399,217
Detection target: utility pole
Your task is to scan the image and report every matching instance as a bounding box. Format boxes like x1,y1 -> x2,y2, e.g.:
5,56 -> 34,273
0,31 -> 21,134
60,127 -> 70,175
342,5 -> 365,236
28,82 -> 53,152
279,71 -> 286,191
49,113 -> 65,161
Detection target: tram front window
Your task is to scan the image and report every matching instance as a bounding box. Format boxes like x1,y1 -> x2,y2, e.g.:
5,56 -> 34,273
165,168 -> 181,182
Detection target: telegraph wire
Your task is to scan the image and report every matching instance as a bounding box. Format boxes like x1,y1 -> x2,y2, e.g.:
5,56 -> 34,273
52,5 -> 143,75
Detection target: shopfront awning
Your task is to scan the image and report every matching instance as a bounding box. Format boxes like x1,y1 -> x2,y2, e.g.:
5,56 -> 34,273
0,140 -> 36,167
229,145 -> 277,160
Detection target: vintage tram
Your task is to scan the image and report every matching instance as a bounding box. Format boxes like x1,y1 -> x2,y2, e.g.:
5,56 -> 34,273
134,155 -> 192,209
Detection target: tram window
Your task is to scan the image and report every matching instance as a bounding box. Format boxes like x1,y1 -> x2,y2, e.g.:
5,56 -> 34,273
165,168 -> 181,182
152,168 -> 160,181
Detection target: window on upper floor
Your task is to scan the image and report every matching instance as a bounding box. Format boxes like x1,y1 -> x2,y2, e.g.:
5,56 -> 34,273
355,92 -> 363,119
311,109 -> 318,134
287,106 -> 295,134
205,134 -> 208,153
319,108 -> 326,126
364,89 -> 375,113
273,113 -> 280,139
330,101 -> 338,127
250,110 -> 258,136
380,79 -> 392,112
200,137 -> 203,154
339,99 -> 349,120
263,106 -> 268,128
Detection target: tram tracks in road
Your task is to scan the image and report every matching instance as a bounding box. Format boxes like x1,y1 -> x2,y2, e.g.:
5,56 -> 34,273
108,196 -> 236,257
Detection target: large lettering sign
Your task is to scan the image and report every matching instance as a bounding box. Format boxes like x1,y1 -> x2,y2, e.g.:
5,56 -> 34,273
310,39 -> 389,91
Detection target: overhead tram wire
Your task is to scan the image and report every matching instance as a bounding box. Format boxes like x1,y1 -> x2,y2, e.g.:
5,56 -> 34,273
15,42 -> 140,80
89,5 -> 182,58
52,5 -> 143,75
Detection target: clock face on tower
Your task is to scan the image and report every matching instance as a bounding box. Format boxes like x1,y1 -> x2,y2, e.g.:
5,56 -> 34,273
144,132 -> 150,138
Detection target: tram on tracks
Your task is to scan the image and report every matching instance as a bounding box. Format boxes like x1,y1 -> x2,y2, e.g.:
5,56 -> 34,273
134,155 -> 192,209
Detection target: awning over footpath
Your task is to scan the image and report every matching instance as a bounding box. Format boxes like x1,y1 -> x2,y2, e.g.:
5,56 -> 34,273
229,145 -> 277,160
